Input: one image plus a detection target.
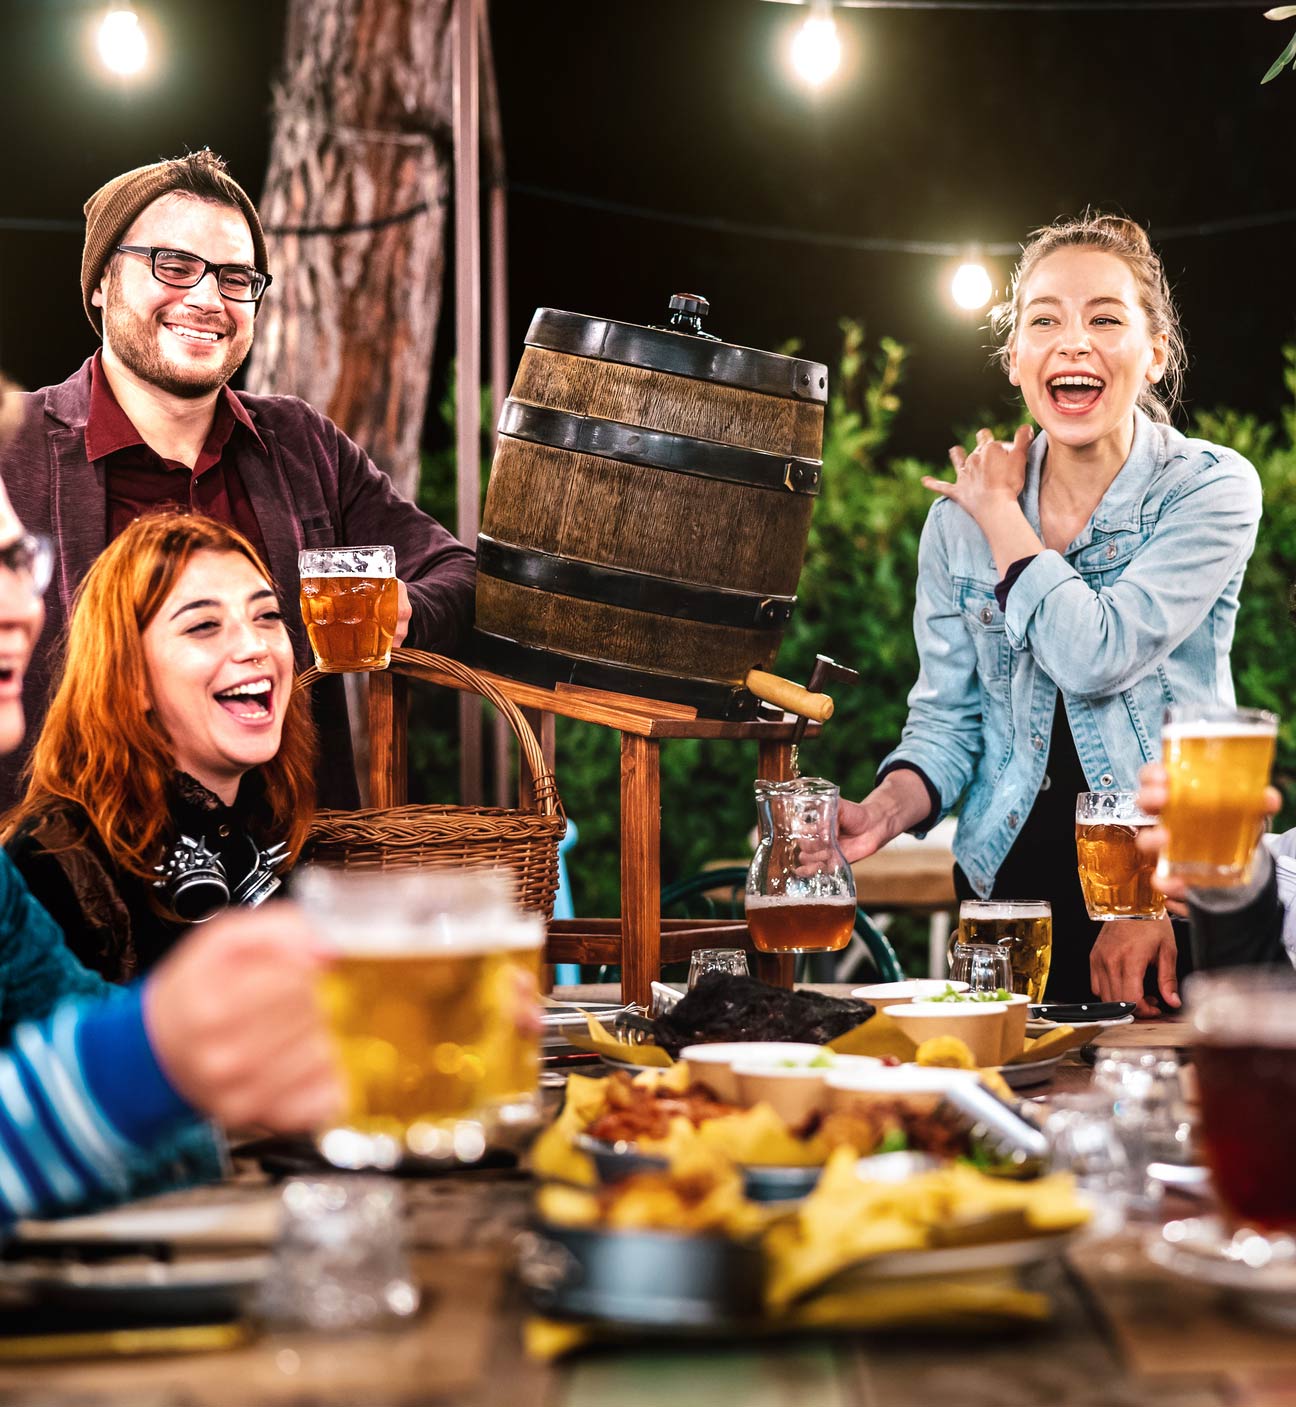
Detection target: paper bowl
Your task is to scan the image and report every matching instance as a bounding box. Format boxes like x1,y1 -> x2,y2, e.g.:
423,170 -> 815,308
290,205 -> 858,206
850,979 -> 969,1005
823,1062 -> 979,1113
678,1042 -> 825,1102
732,1054 -> 881,1126
882,1001 -> 1011,1067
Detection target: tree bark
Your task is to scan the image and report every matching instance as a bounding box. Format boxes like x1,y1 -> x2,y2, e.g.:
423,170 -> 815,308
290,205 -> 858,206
246,0 -> 455,502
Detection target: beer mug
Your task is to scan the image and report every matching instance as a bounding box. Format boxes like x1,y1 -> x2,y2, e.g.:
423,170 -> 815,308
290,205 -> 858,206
746,778 -> 856,955
297,866 -> 544,1170
299,545 -> 399,673
1075,791 -> 1166,921
954,900 -> 1052,1003
1187,968 -> 1296,1233
1159,705 -> 1278,888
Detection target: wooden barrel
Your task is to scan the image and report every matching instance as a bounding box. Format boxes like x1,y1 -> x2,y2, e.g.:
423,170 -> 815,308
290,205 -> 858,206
473,301 -> 827,720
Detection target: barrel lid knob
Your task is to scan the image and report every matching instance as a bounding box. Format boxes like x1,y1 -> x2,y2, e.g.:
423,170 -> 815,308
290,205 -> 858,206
665,292 -> 718,340
669,292 -> 710,318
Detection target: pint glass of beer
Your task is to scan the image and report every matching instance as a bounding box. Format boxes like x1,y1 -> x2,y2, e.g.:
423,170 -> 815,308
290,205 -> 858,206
954,900 -> 1052,1003
1075,791 -> 1165,921
1188,968 -> 1296,1233
297,866 -> 543,1170
299,545 -> 399,672
1159,705 -> 1278,888
746,777 -> 856,954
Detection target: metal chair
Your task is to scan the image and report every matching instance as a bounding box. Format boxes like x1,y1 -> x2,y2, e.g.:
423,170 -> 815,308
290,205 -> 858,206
659,866 -> 904,983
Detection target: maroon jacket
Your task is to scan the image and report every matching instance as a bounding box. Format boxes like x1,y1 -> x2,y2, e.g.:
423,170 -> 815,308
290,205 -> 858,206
0,359 -> 476,810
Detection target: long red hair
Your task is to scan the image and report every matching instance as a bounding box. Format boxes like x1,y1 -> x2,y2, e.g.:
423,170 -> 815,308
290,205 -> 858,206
5,513 -> 315,879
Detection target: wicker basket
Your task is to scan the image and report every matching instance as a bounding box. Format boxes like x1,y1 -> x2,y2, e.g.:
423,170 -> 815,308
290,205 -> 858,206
294,649 -> 565,917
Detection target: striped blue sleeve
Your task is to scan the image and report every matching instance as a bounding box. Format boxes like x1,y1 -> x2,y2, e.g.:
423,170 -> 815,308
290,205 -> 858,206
0,986 -> 194,1223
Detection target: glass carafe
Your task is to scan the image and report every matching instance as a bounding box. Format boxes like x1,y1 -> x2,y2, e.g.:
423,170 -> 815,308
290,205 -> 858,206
746,777 -> 856,954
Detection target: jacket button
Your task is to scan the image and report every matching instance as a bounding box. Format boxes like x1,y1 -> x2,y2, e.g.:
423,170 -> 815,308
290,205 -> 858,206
217,824 -> 231,838
1007,812 -> 1019,828
1105,543 -> 1118,560
979,605 -> 994,625
1032,734 -> 1044,751
1099,774 -> 1114,787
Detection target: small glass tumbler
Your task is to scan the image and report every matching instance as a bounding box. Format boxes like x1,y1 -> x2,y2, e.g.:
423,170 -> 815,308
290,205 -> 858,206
1041,1092 -> 1134,1224
688,947 -> 750,989
948,942 -> 1013,994
1093,1048 -> 1192,1211
257,1177 -> 420,1332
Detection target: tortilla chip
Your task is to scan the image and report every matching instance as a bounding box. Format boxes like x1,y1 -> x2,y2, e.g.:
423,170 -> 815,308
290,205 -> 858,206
565,1014 -> 674,1067
828,1012 -> 919,1061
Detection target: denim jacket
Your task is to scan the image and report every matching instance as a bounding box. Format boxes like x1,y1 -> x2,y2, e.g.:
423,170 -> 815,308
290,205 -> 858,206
881,411 -> 1262,896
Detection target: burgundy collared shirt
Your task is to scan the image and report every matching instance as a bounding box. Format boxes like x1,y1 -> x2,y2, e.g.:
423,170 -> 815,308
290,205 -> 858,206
85,352 -> 269,560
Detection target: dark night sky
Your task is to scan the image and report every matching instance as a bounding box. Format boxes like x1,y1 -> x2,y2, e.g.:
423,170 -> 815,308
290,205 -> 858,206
1,0 -> 1294,464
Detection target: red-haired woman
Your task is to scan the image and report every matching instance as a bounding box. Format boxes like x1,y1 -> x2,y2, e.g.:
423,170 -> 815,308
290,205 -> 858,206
4,512 -> 315,982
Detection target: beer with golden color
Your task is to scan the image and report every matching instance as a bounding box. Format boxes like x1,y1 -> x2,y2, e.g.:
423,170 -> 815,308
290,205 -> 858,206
1074,791 -> 1165,921
1160,708 -> 1277,888
954,901 -> 1052,1003
299,545 -> 398,673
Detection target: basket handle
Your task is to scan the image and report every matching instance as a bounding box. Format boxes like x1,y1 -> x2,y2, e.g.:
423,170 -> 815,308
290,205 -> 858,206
294,647 -> 563,819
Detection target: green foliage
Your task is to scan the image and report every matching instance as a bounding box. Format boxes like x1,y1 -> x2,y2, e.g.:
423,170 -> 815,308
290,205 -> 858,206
407,336 -> 1296,979
1263,6 -> 1296,82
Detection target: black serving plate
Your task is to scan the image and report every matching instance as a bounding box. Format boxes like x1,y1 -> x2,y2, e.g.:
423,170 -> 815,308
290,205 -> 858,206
518,1221 -> 764,1327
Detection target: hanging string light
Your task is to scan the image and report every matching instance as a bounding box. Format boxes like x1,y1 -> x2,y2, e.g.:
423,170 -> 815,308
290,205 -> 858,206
950,257 -> 994,311
789,0 -> 843,87
97,3 -> 148,77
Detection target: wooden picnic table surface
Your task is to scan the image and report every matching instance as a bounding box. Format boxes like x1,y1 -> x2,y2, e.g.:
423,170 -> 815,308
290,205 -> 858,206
5,992 -> 1293,1407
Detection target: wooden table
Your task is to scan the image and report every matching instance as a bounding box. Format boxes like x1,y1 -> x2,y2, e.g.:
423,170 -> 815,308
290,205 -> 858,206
377,663 -> 820,1005
9,1006 -> 1295,1407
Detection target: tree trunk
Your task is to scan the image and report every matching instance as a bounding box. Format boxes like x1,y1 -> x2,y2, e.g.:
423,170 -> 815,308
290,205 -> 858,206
246,0 -> 455,503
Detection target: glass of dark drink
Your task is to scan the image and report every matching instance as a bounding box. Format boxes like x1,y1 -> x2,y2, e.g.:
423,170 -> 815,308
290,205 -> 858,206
746,777 -> 856,955
1187,968 -> 1296,1234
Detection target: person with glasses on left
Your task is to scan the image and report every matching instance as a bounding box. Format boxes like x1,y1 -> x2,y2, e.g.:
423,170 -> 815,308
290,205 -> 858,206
0,148 -> 475,814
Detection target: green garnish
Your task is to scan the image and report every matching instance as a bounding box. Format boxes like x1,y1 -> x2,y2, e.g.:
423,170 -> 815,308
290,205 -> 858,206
775,1050 -> 836,1069
875,1128 -> 909,1155
930,984 -> 1012,1003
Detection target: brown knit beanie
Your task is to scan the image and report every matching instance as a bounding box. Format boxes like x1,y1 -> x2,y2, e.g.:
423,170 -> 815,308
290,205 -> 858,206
81,149 -> 268,334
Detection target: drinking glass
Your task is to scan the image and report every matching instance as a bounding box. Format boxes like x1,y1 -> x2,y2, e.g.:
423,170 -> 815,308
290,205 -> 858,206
1092,1048 -> 1191,1214
953,900 -> 1052,1002
297,865 -> 544,1170
687,947 -> 750,989
948,942 -> 1012,994
1159,705 -> 1278,888
299,544 -> 398,672
1075,791 -> 1165,921
258,1177 -> 419,1331
1041,1092 -> 1134,1222
1187,968 -> 1296,1233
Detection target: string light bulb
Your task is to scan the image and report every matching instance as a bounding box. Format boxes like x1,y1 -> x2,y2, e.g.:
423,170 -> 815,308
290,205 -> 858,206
790,1 -> 842,89
951,259 -> 993,311
97,3 -> 148,77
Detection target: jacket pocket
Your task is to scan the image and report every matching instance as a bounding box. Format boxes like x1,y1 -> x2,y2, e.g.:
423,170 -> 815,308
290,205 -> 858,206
956,580 -> 1011,687
299,511 -> 335,548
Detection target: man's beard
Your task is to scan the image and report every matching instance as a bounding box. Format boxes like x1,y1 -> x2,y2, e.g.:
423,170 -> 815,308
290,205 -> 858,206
101,277 -> 252,399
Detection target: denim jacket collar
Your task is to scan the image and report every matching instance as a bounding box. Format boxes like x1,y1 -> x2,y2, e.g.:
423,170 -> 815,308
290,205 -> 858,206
1022,409 -> 1159,550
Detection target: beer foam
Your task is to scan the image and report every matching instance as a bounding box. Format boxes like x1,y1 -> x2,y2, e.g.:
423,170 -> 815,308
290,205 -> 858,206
1162,720 -> 1276,741
959,902 -> 1049,917
325,911 -> 544,957
745,893 -> 855,909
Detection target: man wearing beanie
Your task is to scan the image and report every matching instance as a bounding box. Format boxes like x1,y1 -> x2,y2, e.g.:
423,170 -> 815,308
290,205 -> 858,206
0,149 -> 475,809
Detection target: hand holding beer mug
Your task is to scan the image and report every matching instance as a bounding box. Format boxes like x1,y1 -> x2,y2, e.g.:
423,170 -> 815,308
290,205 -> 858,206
297,866 -> 543,1170
1158,706 -> 1278,889
299,545 -> 399,672
746,778 -> 856,954
953,900 -> 1052,1002
1075,791 -> 1165,921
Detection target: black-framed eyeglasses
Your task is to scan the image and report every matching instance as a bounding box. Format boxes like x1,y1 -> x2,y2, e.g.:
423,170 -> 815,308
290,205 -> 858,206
115,245 -> 272,302
0,534 -> 53,598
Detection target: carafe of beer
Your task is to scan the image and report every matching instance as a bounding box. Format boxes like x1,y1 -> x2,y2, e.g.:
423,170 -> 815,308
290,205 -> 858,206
746,777 -> 856,954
